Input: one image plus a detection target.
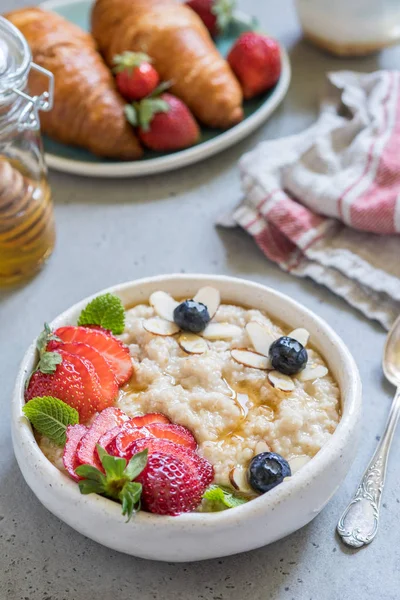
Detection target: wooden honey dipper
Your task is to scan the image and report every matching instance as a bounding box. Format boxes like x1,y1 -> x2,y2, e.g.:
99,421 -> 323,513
0,157 -> 52,249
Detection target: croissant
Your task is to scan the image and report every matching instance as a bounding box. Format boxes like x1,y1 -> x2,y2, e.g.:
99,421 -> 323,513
5,8 -> 142,160
91,0 -> 243,129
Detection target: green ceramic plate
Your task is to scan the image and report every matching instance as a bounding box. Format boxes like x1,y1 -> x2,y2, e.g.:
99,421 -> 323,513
40,0 -> 291,177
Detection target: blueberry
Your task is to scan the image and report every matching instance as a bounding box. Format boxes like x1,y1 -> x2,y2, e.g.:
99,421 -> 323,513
269,336 -> 308,375
248,452 -> 291,494
173,300 -> 210,333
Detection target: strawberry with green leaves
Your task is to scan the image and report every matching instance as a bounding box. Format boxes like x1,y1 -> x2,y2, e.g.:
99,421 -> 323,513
25,342 -> 106,422
113,52 -> 160,101
25,294 -> 133,421
125,93 -> 200,152
185,0 -> 235,38
76,445 -> 148,521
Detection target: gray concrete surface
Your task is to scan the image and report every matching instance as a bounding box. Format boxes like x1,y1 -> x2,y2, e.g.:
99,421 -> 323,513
1,0 -> 400,598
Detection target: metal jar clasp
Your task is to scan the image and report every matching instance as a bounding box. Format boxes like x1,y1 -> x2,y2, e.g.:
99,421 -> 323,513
13,63 -> 54,131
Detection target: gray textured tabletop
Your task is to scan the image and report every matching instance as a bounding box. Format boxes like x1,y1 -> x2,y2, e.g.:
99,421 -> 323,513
1,0 -> 400,598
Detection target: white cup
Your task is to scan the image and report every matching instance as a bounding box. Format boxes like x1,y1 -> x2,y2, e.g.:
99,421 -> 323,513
295,0 -> 400,56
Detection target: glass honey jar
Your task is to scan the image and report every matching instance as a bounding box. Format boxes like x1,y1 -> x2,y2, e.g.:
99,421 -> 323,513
0,15 -> 55,285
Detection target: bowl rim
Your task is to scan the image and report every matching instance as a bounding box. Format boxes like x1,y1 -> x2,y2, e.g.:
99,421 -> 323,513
12,273 -> 362,529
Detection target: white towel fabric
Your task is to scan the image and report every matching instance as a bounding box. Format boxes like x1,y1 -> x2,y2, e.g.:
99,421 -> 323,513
223,71 -> 400,330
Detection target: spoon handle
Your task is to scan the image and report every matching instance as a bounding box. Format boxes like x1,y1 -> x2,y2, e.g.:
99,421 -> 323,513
337,387 -> 400,548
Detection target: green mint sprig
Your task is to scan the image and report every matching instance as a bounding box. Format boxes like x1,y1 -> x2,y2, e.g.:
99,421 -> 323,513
76,445 -> 148,521
77,293 -> 125,335
201,485 -> 248,512
23,396 -> 79,446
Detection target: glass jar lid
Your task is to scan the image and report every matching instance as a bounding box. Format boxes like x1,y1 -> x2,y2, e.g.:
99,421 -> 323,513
0,16 -> 53,130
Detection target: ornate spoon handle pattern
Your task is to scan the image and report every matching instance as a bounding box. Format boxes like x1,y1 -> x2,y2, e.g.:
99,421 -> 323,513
337,388 -> 400,548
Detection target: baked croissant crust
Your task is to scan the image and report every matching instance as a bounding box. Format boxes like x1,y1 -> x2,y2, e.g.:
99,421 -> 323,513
5,8 -> 142,160
91,0 -> 243,129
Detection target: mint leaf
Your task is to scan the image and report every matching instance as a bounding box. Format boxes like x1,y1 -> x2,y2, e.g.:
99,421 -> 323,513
124,449 -> 148,481
202,485 -> 248,512
23,396 -> 79,446
120,481 -> 142,521
77,293 -> 125,335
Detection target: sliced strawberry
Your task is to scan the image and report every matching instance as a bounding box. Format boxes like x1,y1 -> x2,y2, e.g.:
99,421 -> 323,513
129,413 -> 170,427
136,452 -> 204,515
63,424 -> 88,481
97,425 -> 122,455
76,407 -> 129,469
144,422 -> 197,450
115,424 -> 153,457
25,349 -> 105,422
127,438 -> 214,488
48,340 -> 118,402
55,326 -> 133,385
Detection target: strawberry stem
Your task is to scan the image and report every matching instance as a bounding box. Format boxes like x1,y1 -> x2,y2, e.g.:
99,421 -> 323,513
25,324 -> 62,389
112,51 -> 152,74
76,446 -> 148,521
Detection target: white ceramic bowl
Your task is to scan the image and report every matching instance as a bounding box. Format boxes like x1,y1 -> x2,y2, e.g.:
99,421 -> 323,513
12,274 -> 362,562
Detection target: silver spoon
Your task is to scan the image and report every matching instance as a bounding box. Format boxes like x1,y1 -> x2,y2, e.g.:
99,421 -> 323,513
337,315 -> 400,548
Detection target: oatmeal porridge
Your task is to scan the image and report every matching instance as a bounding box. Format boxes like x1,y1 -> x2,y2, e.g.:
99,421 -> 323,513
117,301 -> 340,488
31,287 -> 340,515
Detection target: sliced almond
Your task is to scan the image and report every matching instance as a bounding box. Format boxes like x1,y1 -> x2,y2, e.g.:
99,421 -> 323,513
231,349 -> 271,370
143,318 -> 179,336
202,322 -> 242,340
229,466 -> 252,494
288,327 -> 310,347
235,393 -> 250,418
255,441 -> 270,455
268,370 -> 295,391
298,365 -> 328,381
193,286 -> 220,318
178,332 -> 208,355
289,455 -> 311,474
149,291 -> 179,322
245,321 -> 276,357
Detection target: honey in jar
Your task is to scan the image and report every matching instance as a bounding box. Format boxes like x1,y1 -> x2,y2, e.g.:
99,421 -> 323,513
0,16 -> 55,285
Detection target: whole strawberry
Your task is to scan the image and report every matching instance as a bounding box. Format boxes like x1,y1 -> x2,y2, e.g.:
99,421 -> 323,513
227,32 -> 281,99
125,93 -> 200,152
113,52 -> 159,101
186,0 -> 235,38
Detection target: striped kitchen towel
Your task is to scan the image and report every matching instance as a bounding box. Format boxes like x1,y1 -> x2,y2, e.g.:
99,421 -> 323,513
225,71 -> 400,330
